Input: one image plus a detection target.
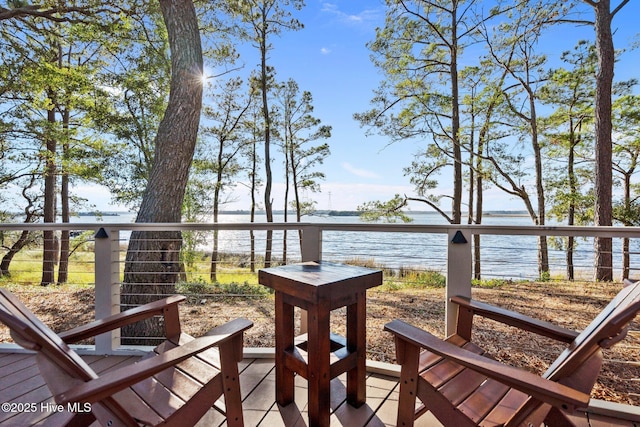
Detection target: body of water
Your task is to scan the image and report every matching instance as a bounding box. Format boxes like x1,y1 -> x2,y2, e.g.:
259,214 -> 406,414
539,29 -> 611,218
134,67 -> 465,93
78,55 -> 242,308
69,211 -> 640,280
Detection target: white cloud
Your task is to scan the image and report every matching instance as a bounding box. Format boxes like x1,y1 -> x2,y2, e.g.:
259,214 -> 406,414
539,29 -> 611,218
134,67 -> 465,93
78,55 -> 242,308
342,162 -> 380,179
320,47 -> 332,55
320,3 -> 382,27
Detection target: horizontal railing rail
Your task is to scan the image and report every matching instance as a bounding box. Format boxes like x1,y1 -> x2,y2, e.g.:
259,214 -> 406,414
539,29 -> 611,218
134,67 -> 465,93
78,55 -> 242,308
5,220 -> 640,236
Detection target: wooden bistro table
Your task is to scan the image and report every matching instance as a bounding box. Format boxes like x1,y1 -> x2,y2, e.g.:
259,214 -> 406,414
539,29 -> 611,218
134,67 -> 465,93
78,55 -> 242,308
259,261 -> 383,427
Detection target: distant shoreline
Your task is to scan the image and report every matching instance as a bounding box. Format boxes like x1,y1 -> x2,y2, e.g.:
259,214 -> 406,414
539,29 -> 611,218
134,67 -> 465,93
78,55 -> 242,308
73,210 -> 530,218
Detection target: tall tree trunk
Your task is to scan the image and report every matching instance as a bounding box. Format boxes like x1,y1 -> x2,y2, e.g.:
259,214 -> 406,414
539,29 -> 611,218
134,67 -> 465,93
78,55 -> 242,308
473,180 -> 482,280
58,109 -> 71,284
58,168 -> 69,284
530,95 -> 549,277
210,148 -> 224,282
592,0 -> 615,281
250,138 -> 257,273
621,172 -> 632,279
210,187 -> 220,282
474,128 -> 484,281
282,194 -> 288,264
41,100 -> 57,286
260,31 -> 274,267
122,0 -> 203,344
472,67 -> 508,280
468,132 -> 475,227
291,145 -> 303,251
566,121 -> 578,281
467,103 -> 479,280
450,8 -> 462,225
282,129 -> 290,264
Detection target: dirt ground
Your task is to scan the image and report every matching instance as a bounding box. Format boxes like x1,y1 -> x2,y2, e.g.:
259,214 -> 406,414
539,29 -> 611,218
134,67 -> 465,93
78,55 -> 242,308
2,280 -> 639,406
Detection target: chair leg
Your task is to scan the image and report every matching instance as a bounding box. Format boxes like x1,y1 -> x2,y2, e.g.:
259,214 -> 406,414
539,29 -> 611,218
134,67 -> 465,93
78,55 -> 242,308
219,336 -> 245,427
395,339 -> 421,427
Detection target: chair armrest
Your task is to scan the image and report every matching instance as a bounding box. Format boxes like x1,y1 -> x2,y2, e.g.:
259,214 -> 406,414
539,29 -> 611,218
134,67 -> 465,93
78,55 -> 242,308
59,295 -> 187,343
56,318 -> 253,405
451,296 -> 579,343
384,319 -> 590,412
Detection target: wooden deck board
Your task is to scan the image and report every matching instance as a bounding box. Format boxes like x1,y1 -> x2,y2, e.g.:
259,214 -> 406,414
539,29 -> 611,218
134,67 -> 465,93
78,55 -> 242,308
0,351 -> 637,426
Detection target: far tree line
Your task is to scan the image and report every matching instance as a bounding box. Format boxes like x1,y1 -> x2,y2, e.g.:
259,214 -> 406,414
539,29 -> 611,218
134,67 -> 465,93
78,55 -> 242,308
0,0 -> 637,309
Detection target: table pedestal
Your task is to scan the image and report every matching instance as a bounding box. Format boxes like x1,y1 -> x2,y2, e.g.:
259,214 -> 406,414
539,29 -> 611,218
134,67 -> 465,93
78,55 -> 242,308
259,261 -> 382,427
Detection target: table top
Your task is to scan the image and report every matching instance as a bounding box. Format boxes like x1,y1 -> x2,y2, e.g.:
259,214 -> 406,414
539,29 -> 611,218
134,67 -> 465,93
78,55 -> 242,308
258,261 -> 383,303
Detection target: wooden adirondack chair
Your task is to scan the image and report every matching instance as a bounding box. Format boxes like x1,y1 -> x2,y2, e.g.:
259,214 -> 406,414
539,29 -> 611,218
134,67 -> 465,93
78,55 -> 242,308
384,279 -> 640,427
0,288 -> 253,427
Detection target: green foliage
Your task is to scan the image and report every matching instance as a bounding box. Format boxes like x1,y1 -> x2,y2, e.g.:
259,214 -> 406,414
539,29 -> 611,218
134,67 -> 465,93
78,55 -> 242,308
93,5 -> 171,209
612,93 -> 640,227
339,258 -> 445,290
471,278 -> 512,289
614,199 -> 640,226
218,281 -> 271,296
546,235 -> 591,254
275,78 -> 331,219
540,40 -> 597,226
192,76 -> 255,221
358,194 -> 412,223
176,278 -> 269,297
0,1 -> 162,220
355,0 -> 516,223
176,278 -> 210,296
180,231 -> 209,269
382,268 -> 446,291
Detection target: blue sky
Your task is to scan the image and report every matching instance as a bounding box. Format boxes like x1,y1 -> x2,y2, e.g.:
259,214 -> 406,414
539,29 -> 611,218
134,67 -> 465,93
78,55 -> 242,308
262,1 -> 413,211
87,0 -> 640,213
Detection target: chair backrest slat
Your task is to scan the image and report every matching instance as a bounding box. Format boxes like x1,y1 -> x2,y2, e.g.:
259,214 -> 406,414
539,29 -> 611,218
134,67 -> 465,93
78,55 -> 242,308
544,280 -> 640,381
0,289 -> 97,380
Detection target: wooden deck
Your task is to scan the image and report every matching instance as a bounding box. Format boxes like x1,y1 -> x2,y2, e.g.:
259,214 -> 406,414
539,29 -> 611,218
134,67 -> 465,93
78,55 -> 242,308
0,351 -> 638,426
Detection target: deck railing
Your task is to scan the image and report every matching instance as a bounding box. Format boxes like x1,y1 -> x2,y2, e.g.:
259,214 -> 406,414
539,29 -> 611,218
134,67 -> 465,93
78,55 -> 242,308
2,221 -> 640,352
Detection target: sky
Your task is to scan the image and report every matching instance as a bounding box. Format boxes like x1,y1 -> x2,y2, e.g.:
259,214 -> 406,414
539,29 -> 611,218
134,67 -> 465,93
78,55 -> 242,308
85,0 -> 640,214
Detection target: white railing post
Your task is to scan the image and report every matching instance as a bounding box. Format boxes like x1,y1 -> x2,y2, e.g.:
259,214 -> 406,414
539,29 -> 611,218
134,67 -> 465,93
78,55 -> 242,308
298,225 -> 323,334
301,225 -> 322,261
94,227 -> 121,354
446,229 -> 472,336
